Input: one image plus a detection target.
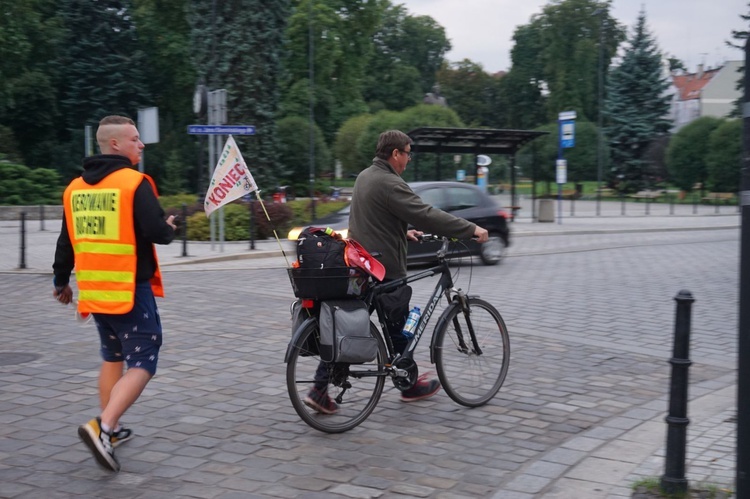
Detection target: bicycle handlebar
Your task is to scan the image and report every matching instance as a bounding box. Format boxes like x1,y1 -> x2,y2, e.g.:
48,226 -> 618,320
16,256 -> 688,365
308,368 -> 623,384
415,234 -> 451,260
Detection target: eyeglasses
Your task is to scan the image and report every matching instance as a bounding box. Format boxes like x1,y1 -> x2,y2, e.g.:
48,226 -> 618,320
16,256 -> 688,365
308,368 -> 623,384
399,149 -> 413,159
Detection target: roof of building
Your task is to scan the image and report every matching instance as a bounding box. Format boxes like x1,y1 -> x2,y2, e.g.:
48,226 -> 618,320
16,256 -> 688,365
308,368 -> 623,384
672,66 -> 722,100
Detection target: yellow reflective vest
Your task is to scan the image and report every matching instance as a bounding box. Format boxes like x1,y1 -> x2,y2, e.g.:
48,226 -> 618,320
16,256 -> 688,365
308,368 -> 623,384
63,168 -> 164,314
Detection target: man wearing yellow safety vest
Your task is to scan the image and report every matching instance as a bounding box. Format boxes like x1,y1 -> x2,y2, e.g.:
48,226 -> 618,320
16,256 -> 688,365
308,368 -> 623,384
52,115 -> 176,472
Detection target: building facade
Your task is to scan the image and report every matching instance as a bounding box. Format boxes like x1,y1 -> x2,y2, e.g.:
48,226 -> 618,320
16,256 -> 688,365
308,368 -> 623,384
670,61 -> 741,131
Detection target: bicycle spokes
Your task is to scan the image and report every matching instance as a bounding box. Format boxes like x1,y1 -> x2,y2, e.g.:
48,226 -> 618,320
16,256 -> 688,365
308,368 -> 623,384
434,297 -> 510,407
286,320 -> 387,433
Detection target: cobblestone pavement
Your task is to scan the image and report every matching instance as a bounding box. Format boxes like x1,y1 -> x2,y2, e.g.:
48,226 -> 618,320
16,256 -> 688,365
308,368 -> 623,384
0,208 -> 741,498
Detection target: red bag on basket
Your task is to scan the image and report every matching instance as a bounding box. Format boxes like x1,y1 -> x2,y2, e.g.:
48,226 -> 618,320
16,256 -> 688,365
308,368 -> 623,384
345,238 -> 385,282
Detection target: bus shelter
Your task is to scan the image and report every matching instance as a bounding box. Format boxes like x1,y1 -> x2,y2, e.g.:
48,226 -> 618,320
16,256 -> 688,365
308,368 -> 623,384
406,127 -> 548,220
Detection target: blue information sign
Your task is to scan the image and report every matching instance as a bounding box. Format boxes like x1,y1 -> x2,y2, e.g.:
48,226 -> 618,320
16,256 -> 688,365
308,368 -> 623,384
560,120 -> 575,148
187,125 -> 256,135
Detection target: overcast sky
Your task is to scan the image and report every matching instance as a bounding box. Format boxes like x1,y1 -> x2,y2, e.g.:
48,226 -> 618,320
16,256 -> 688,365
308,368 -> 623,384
398,0 -> 747,74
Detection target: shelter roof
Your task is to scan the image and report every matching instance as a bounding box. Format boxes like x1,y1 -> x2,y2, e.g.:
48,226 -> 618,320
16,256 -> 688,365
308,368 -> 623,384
407,127 -> 548,155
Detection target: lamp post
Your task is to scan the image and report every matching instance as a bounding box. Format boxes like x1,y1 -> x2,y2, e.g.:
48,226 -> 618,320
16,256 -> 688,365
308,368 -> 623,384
594,8 -> 606,216
308,0 -> 316,220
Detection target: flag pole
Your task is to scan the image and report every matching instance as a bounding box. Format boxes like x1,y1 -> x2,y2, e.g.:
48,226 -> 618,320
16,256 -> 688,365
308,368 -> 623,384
254,193 -> 291,267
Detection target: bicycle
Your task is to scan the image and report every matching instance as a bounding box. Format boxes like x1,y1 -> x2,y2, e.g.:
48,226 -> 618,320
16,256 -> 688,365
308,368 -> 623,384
285,236 -> 510,433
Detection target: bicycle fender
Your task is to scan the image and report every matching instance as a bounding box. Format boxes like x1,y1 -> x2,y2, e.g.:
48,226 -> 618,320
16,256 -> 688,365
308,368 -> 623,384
284,316 -> 317,363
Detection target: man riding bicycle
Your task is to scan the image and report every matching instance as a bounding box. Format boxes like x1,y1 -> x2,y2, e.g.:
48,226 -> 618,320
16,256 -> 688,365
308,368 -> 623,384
304,130 -> 488,413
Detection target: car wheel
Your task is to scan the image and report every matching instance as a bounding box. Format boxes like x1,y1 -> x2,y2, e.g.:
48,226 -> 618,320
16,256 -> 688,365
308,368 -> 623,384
479,233 -> 506,265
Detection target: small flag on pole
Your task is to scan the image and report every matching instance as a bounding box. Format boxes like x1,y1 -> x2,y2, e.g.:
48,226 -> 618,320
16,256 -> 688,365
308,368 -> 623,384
204,135 -> 258,217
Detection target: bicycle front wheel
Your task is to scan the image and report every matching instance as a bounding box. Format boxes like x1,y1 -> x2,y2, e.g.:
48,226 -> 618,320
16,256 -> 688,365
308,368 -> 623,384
286,319 -> 387,433
434,297 -> 510,407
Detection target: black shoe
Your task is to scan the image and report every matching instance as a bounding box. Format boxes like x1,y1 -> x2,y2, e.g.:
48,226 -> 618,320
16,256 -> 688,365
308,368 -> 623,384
401,374 -> 441,402
303,387 -> 339,414
78,417 -> 120,472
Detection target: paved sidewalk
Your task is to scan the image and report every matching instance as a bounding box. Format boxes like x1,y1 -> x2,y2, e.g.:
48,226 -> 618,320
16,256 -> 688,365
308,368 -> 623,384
0,200 -> 742,498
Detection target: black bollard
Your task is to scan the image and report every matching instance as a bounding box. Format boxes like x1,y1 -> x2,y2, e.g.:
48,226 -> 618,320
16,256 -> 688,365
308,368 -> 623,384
660,290 -> 694,495
181,203 -> 188,257
39,205 -> 45,231
19,212 -> 27,269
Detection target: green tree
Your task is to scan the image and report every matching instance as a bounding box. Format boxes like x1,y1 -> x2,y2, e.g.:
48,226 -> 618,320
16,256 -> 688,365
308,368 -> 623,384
0,125 -> 23,163
160,150 -> 187,195
281,0 -> 382,141
706,118 -> 741,192
503,0 -> 624,127
334,114 -> 373,174
277,116 -> 331,195
666,56 -> 686,73
363,3 -> 450,111
605,9 -> 671,192
400,13 -> 452,93
355,104 -> 464,182
726,4 -> 749,117
436,60 -> 505,127
132,0 -> 199,191
539,0 -> 623,122
665,116 -> 723,191
56,0 -> 152,130
189,0 -> 290,191
354,109 -> 402,170
517,120 -> 605,184
0,0 -> 64,169
516,124 -> 557,187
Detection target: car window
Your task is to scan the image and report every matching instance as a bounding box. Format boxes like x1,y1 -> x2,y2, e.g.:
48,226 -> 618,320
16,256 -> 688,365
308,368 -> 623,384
444,187 -> 480,211
417,187 -> 446,209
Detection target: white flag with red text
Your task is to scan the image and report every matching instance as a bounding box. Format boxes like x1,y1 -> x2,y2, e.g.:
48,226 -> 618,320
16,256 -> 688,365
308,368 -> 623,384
204,135 -> 258,217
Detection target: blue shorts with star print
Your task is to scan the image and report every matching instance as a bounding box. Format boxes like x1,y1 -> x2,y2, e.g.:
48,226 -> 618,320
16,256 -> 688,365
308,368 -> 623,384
93,281 -> 163,376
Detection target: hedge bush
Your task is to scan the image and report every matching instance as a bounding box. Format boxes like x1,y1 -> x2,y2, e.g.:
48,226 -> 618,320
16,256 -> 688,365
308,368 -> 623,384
159,193 -> 349,241
0,162 -> 63,205
184,201 -> 295,241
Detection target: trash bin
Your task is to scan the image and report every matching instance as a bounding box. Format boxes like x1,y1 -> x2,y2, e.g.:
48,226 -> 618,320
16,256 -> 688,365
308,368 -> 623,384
538,199 -> 554,222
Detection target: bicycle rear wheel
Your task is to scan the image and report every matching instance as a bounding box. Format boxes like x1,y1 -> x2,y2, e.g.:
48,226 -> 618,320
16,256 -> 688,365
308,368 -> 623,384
433,297 -> 510,407
286,319 -> 387,433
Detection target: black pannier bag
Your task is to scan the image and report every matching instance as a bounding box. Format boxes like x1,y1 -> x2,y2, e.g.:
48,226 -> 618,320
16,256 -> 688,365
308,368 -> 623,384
318,299 -> 378,364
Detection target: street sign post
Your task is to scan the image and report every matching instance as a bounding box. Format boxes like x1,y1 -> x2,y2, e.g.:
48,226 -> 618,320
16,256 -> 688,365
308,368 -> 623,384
557,110 -> 576,224
556,159 -> 568,184
138,107 -> 159,173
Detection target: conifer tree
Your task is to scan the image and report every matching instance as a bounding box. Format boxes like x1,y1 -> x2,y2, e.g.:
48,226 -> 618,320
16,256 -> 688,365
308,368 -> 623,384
57,0 -> 151,129
726,3 -> 749,117
189,0 -> 290,190
604,9 -> 671,192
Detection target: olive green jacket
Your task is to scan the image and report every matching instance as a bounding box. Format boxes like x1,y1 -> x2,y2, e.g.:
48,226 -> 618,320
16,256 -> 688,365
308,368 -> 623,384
348,158 -> 476,279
